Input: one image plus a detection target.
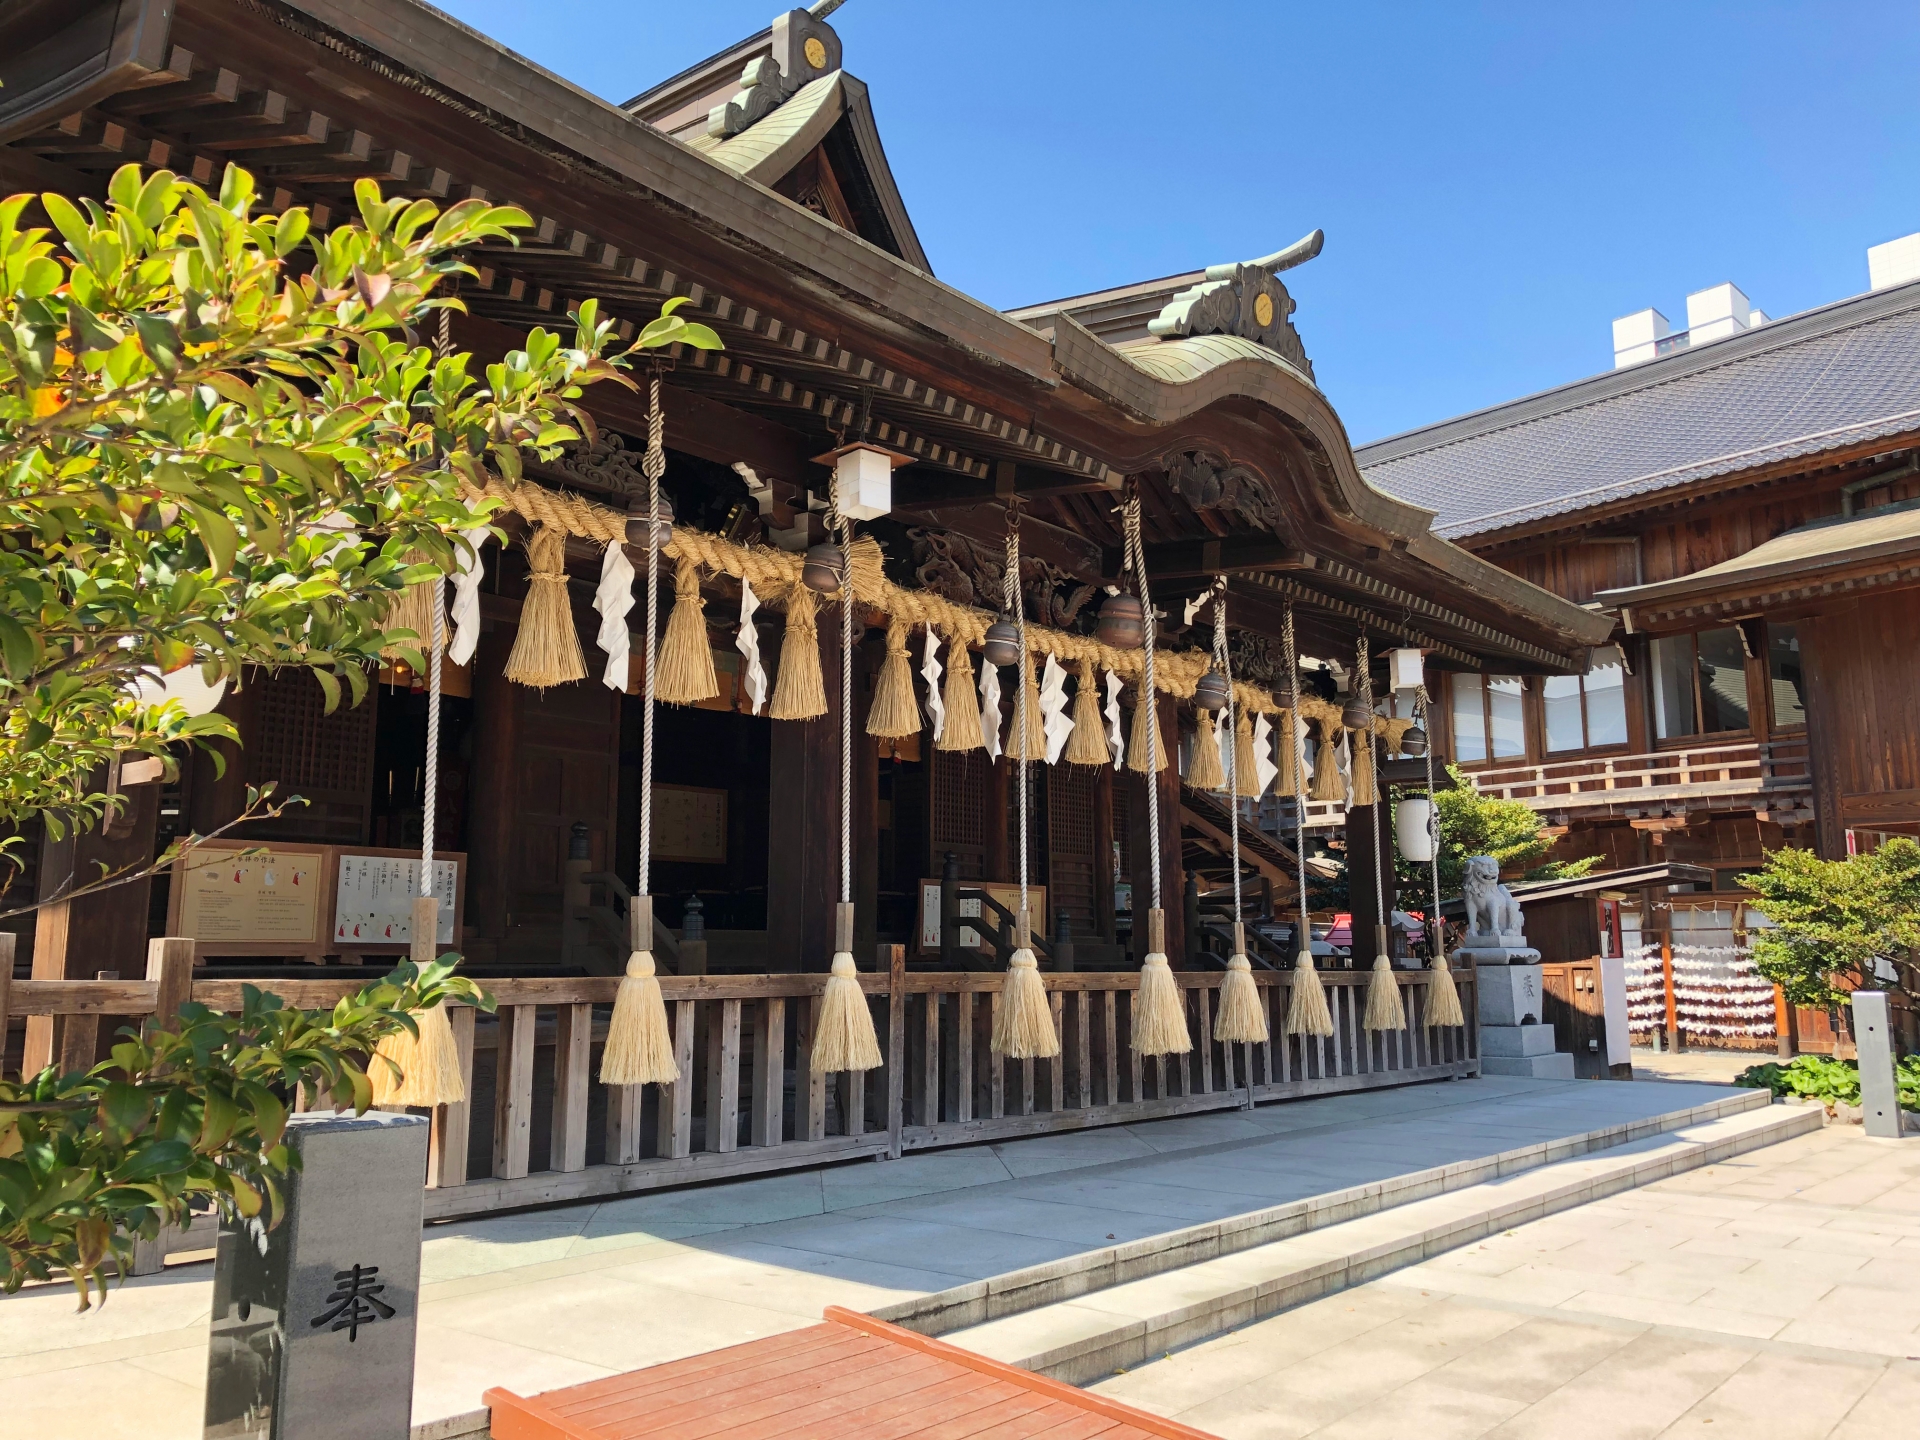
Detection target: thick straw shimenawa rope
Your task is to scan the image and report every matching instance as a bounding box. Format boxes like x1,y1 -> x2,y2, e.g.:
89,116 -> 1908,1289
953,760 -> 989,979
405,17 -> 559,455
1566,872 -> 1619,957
993,514 -> 1060,1060
602,374 -> 678,1087
1359,635 -> 1408,1034
1211,583 -> 1269,1051
1284,603 -> 1334,1039
464,479 -> 1425,747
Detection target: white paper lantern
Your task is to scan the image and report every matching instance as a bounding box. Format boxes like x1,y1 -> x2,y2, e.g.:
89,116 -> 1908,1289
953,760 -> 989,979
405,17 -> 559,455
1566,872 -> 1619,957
831,443 -> 895,521
1394,796 -> 1435,862
1389,646 -> 1426,693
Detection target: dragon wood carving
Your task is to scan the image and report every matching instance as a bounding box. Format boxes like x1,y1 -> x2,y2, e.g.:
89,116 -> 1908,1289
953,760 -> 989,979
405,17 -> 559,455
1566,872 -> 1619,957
908,528 -> 1097,630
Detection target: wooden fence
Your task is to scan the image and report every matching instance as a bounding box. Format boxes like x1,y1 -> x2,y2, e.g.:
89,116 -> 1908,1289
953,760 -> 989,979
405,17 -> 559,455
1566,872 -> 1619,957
0,942 -> 1477,1226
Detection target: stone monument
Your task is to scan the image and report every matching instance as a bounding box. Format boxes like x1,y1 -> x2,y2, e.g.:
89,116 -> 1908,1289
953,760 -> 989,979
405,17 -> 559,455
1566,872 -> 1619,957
1456,855 -> 1575,1080
204,1111 -> 428,1440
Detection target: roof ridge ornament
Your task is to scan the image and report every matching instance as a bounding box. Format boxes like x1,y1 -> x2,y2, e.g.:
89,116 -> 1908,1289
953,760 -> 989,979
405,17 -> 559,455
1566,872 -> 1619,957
1148,228 -> 1324,378
709,7 -> 846,138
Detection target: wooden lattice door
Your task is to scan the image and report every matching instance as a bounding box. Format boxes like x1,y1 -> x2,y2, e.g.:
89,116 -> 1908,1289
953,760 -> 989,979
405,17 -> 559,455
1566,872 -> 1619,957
928,748 -> 987,880
1047,765 -> 1097,942
242,669 -> 378,843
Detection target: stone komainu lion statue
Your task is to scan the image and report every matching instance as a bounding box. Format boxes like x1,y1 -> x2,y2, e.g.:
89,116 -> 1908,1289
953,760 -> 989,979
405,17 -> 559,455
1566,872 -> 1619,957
1461,854 -> 1524,940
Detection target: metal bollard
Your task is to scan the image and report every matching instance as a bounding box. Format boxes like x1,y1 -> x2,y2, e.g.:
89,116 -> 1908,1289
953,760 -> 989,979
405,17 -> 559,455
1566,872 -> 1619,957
1850,990 -> 1903,1140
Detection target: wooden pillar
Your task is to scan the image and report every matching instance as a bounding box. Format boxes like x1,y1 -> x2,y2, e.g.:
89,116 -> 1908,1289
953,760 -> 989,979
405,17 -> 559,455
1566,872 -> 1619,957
767,609 -> 845,973
854,632 -> 879,948
24,774 -> 162,1072
1092,763 -> 1116,943
1798,612 -> 1847,860
1347,799 -> 1395,967
468,618 -> 520,943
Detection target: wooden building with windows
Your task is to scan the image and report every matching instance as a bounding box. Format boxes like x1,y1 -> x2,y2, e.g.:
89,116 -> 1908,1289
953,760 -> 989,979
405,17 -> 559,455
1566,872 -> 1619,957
1358,278 -> 1920,1047
0,0 -> 1608,1018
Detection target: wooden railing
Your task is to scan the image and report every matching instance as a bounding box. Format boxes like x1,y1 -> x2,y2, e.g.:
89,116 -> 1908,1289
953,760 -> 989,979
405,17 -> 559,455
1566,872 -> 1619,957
0,944 -> 1477,1227
1464,737 -> 1812,813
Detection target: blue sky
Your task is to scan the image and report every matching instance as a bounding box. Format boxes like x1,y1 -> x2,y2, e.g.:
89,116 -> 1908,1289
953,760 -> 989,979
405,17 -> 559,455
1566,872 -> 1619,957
435,1 -> 1920,444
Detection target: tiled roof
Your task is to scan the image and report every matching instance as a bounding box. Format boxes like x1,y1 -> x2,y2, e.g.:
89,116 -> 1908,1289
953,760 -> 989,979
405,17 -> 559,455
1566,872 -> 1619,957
1355,281 -> 1920,540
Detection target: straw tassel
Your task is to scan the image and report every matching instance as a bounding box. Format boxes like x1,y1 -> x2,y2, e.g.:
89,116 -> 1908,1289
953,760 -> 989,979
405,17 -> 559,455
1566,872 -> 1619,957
379,552 -> 438,662
1233,711 -> 1262,798
811,951 -> 884,1072
1063,662 -> 1111,766
1213,925 -> 1268,1043
866,617 -> 921,738
1006,656 -> 1047,761
1128,685 -> 1169,773
1363,951 -> 1408,1031
936,637 -> 985,752
1187,709 -> 1226,790
504,525 -> 587,688
1350,727 -> 1379,807
1132,957 -> 1192,1054
1308,719 -> 1345,801
991,945 -> 1060,1059
1285,947 -> 1334,1037
600,950 -> 679,1084
1275,710 -> 1298,796
368,1000 -> 466,1106
655,556 -> 718,705
769,583 -> 827,720
1426,951 -> 1465,1028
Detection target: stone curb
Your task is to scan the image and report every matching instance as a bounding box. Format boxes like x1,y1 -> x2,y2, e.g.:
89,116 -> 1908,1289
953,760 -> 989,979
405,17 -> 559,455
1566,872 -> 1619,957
870,1087 -> 1772,1337
948,1101 -> 1820,1385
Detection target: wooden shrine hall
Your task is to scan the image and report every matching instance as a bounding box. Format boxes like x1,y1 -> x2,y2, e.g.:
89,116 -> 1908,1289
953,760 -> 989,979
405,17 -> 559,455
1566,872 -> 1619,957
0,0 -> 1614,1209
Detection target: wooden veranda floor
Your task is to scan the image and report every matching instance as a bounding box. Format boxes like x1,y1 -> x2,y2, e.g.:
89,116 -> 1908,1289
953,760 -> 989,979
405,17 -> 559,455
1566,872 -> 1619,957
484,1307 -> 1219,1440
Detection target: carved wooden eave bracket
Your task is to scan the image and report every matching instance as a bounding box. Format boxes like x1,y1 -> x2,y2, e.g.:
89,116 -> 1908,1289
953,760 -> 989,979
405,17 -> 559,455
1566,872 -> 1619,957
1146,230 -> 1324,378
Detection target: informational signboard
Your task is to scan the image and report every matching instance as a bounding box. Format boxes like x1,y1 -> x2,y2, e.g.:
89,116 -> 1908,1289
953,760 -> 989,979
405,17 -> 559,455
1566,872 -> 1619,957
652,785 -> 727,864
332,854 -> 458,947
916,880 -> 1047,954
168,841 -> 464,962
175,845 -> 324,945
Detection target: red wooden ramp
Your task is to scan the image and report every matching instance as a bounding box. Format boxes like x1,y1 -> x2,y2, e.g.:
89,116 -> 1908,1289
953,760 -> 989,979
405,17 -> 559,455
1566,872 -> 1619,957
484,1305 -> 1221,1440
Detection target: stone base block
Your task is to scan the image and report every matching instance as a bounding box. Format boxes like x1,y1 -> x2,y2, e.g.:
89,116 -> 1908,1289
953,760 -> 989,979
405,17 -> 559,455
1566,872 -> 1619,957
1478,964 -> 1546,1027
1480,1021 -> 1560,1058
1457,943 -> 1542,966
1481,1051 -> 1579,1080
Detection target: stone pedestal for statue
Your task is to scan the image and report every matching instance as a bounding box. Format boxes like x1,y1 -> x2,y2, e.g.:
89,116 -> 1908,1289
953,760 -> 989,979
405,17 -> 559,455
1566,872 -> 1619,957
1457,857 -> 1575,1080
204,1111 -> 427,1440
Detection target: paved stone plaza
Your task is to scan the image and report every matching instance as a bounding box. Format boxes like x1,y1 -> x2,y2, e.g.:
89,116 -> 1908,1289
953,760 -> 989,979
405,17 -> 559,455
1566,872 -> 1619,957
0,1074 -> 1740,1439
1092,1124 -> 1920,1440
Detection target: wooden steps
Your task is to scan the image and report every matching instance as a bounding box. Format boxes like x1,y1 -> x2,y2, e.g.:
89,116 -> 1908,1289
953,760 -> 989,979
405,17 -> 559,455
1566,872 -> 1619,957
483,1307 -> 1221,1440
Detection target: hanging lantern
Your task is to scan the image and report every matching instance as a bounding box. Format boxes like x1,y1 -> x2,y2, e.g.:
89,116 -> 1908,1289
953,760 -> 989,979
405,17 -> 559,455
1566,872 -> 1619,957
982,619 -> 1022,668
801,541 -> 847,593
813,441 -> 911,523
1095,591 -> 1145,649
1400,723 -> 1428,757
1389,646 -> 1425,693
1193,666 -> 1231,711
624,492 -> 673,550
1341,693 -> 1372,730
133,662 -> 227,717
1395,796 -> 1435,862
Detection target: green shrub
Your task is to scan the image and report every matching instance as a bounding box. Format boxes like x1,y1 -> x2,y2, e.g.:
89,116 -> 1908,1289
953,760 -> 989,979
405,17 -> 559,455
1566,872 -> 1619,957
1736,1053 -> 1920,1111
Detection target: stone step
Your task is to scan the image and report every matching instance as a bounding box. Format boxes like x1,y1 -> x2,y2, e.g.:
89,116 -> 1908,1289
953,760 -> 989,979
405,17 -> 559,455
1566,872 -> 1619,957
871,1086 -> 1771,1340
937,1100 -> 1820,1385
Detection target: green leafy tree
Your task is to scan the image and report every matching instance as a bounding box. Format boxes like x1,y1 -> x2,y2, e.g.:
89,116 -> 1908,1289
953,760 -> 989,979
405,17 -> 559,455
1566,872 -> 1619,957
1392,766 -> 1598,904
0,162 -> 715,847
1741,839 -> 1920,1013
0,960 -> 493,1306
